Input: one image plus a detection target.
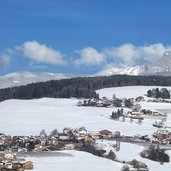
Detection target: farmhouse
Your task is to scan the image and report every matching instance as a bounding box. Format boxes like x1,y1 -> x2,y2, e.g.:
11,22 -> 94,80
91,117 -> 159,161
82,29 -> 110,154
84,135 -> 95,146
0,151 -> 33,170
58,134 -> 70,141
0,137 -> 5,146
23,161 -> 33,169
153,129 -> 171,144
135,96 -> 145,102
168,132 -> 171,144
47,137 -> 58,146
90,132 -> 100,139
99,129 -> 113,138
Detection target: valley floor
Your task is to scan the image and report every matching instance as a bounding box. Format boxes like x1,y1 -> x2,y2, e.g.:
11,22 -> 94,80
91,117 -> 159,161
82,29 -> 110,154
0,86 -> 171,170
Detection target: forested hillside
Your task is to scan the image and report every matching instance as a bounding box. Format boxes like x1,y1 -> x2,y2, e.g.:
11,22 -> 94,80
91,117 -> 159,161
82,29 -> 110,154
0,75 -> 171,102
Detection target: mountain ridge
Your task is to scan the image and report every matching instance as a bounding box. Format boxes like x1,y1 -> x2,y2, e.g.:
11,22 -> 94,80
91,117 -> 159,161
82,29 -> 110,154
1,52 -> 171,89
95,65 -> 147,76
96,52 -> 171,77
0,71 -> 69,89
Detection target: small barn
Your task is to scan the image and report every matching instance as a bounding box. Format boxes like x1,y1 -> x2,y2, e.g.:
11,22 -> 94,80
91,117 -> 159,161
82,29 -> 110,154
23,161 -> 33,169
4,153 -> 16,160
58,134 -> 70,141
135,96 -> 145,102
168,132 -> 171,144
0,137 -> 5,146
0,161 -> 4,169
99,129 -> 113,138
84,136 -> 95,146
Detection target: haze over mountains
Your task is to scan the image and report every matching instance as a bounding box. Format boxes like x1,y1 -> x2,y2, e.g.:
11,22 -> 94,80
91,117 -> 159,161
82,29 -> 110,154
0,52 -> 171,89
96,52 -> 171,76
0,72 -> 69,89
95,65 -> 147,76
145,52 -> 171,76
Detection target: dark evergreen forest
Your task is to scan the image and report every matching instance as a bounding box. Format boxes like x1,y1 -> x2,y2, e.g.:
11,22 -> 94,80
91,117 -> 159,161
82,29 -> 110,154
0,75 -> 171,102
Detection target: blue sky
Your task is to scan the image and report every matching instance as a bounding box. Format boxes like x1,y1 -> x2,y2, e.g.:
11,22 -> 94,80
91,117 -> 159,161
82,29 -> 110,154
0,0 -> 171,75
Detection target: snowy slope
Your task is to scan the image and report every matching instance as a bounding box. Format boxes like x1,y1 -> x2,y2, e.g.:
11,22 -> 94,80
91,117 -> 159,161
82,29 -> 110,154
96,86 -> 171,99
25,144 -> 171,171
96,65 -> 146,76
0,86 -> 171,171
0,86 -> 171,135
0,71 -> 69,89
26,150 -> 122,171
0,97 -> 159,136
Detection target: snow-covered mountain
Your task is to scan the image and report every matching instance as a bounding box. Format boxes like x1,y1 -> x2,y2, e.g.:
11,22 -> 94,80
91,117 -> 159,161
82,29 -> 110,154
0,71 -> 69,89
95,65 -> 147,76
146,52 -> 171,76
1,52 -> 171,89
96,52 -> 171,76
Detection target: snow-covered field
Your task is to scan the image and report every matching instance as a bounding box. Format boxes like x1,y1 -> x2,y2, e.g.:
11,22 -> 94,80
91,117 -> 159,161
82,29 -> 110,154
0,86 -> 171,171
26,150 -> 122,171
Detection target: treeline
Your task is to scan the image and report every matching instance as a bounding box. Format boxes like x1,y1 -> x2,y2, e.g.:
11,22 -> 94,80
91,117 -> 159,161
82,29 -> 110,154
0,75 -> 171,102
147,88 -> 170,99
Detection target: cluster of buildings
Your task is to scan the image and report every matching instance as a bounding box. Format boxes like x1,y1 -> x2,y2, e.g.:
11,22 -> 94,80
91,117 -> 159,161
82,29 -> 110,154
78,96 -> 138,108
0,151 -> 33,171
147,98 -> 171,103
152,129 -> 171,145
0,128 -> 120,153
77,97 -> 114,107
0,128 -> 122,170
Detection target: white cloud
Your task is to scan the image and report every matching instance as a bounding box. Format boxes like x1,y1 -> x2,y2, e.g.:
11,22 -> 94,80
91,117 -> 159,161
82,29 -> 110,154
17,41 -> 66,65
28,61 -> 47,69
74,47 -> 105,66
0,53 -> 10,69
1,42 -> 171,71
104,43 -> 137,64
74,43 -> 171,67
141,43 -> 169,61
103,43 -> 171,65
